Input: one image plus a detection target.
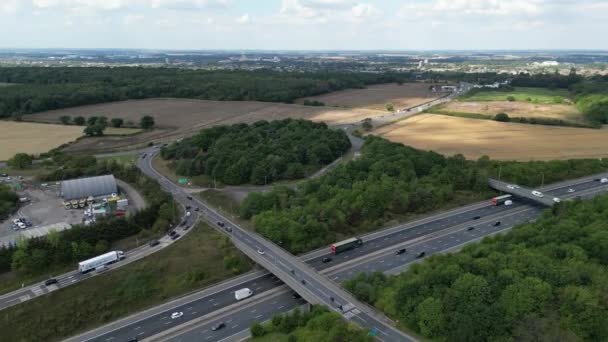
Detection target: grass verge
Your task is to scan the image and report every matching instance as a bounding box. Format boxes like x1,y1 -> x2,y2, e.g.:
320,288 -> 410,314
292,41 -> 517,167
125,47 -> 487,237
0,222 -> 252,342
461,86 -> 570,103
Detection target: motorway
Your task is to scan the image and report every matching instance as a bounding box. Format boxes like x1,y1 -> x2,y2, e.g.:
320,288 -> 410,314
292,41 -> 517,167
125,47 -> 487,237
68,166 -> 608,342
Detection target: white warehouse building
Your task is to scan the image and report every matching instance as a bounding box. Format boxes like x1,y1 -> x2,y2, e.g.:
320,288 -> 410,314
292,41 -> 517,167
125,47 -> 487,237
61,175 -> 118,200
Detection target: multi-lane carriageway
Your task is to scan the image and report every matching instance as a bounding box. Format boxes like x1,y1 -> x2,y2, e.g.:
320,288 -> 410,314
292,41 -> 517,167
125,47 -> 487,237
68,168 -> 608,342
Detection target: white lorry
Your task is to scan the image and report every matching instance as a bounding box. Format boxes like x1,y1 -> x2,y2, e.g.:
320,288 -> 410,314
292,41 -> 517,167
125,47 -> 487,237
78,251 -> 125,273
235,288 -> 253,301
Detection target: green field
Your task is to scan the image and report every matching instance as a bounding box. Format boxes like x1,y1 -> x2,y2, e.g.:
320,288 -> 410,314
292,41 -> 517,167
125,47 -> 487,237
0,223 -> 252,342
461,86 -> 571,103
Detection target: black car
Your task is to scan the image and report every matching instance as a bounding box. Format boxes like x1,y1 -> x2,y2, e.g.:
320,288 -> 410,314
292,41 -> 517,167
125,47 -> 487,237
194,207 -> 200,212
183,225 -> 190,231
321,257 -> 332,263
171,233 -> 181,240
473,216 -> 481,220
416,251 -> 426,259
187,196 -> 193,200
467,226 -> 475,231
180,221 -> 186,227
148,240 -> 160,247
168,230 -> 177,237
292,292 -> 302,299
493,221 -> 501,227
217,221 -> 225,227
211,322 -> 225,331
0,173 -> 7,177
128,338 -> 138,342
396,248 -> 406,255
185,205 -> 191,210
44,278 -> 58,286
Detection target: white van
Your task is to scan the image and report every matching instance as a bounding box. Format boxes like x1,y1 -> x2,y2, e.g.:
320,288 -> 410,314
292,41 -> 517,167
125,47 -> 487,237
235,288 -> 253,301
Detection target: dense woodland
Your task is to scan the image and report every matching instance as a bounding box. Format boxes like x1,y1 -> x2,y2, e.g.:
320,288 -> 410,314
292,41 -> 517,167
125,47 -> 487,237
0,155 -> 176,276
161,119 -> 351,185
344,195 -> 608,341
0,67 -> 411,119
241,136 -> 608,254
0,185 -> 19,221
250,305 -> 371,341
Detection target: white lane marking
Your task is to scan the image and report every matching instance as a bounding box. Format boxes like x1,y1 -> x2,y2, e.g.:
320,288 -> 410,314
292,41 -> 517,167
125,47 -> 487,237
205,336 -> 212,340
255,287 -> 262,291
278,305 -> 285,309
105,338 -> 114,341
165,321 -> 172,325
187,306 -> 193,310
255,314 -> 263,318
250,309 -> 257,313
231,325 -> 238,329
137,332 -> 145,336
192,311 -> 198,314
134,326 -> 141,330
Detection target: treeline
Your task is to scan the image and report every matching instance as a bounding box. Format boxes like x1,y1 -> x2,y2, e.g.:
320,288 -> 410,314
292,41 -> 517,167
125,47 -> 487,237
0,67 -> 413,119
161,119 -> 351,185
0,155 -> 175,276
250,305 -> 371,341
509,72 -> 608,124
344,195 -> 608,341
241,136 -> 608,254
0,185 -> 19,220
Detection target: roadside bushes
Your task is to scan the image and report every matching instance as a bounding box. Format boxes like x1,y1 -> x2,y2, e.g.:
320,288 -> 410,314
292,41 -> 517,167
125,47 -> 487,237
0,185 -> 19,223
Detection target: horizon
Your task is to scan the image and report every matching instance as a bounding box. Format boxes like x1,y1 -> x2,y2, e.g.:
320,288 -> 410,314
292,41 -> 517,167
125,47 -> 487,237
1,0 -> 607,50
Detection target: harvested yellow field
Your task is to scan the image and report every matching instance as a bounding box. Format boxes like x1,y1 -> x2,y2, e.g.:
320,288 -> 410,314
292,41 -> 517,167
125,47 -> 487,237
373,114 -> 608,161
297,83 -> 444,111
0,121 -> 82,160
440,101 -> 584,123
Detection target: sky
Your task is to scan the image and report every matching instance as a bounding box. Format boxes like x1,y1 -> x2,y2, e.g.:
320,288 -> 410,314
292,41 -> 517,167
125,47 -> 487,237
1,0 -> 607,50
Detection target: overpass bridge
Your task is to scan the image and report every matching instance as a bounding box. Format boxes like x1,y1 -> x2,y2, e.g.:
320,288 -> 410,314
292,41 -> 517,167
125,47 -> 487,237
139,152 -> 414,341
488,178 -> 558,206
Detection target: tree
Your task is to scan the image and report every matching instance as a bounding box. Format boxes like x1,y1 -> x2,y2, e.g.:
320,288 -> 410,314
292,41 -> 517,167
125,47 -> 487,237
110,118 -> 124,128
250,321 -> 265,337
59,115 -> 71,125
494,113 -> 511,122
140,115 -> 155,129
385,103 -> 395,112
86,116 -> 99,126
73,116 -> 86,125
96,116 -> 108,129
83,124 -> 105,136
506,95 -> 516,102
8,153 -> 33,169
362,118 -> 373,131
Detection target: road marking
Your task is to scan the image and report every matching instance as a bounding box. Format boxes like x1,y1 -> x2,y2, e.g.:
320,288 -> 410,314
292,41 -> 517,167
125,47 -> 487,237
231,325 -> 238,329
134,326 -> 141,330
192,311 -> 198,314
250,309 -> 256,313
205,336 -> 212,340
165,321 -> 172,325
255,314 -> 263,318
255,287 -> 262,291
379,260 -> 384,263
278,305 -> 285,309
137,332 -> 144,336
187,306 -> 193,310
105,338 -> 114,341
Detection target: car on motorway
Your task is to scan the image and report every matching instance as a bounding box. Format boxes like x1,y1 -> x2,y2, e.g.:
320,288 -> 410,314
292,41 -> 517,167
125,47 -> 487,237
531,190 -> 544,198
128,338 -> 138,342
44,278 -> 58,286
211,322 -> 225,331
168,230 -> 177,237
506,184 -> 515,190
185,205 -> 191,210
467,226 -> 475,231
195,207 -> 200,212
416,251 -> 426,258
473,216 -> 481,220
187,195 -> 193,200
568,188 -> 575,193
235,288 -> 253,301
148,240 -> 160,247
171,312 -> 184,319
292,292 -> 302,299
224,226 -> 232,233
183,225 -> 190,230
396,248 -> 406,255
257,249 -> 265,255
504,200 -> 513,206
321,257 -> 332,263
553,197 -> 561,203
171,233 -> 181,240
493,221 -> 501,227
217,221 -> 225,227
601,178 -> 608,184
0,173 -> 8,177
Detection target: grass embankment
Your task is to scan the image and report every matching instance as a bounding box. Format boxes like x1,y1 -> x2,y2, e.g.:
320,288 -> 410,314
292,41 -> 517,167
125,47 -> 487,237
0,222 -> 252,342
152,154 -> 219,188
97,154 -> 138,167
461,87 -> 570,103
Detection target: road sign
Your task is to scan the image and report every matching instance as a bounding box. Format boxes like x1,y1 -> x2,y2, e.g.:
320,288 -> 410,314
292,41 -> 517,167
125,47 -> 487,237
368,328 -> 379,337
178,178 -> 188,184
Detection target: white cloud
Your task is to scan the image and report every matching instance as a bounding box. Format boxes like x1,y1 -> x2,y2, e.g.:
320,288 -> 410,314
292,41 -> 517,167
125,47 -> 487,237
236,13 -> 249,24
124,14 -> 145,25
149,0 -> 230,10
0,0 -> 20,13
351,3 -> 380,18
400,0 -> 543,17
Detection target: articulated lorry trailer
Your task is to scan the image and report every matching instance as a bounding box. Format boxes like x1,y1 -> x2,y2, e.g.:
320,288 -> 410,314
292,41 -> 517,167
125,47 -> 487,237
78,251 -> 125,273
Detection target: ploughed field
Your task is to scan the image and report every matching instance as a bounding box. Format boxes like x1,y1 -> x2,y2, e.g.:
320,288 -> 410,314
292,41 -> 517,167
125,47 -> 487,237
0,121 -> 83,160
296,82 -> 445,111
373,114 -> 608,161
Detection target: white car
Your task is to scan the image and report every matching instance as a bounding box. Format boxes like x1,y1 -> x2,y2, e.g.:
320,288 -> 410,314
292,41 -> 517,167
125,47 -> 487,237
531,190 -> 544,198
553,197 -> 561,203
601,178 -> 608,184
171,312 -> 183,319
506,185 -> 515,190
257,249 -> 265,255
17,222 -> 26,229
13,219 -> 21,225
567,188 -> 575,193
